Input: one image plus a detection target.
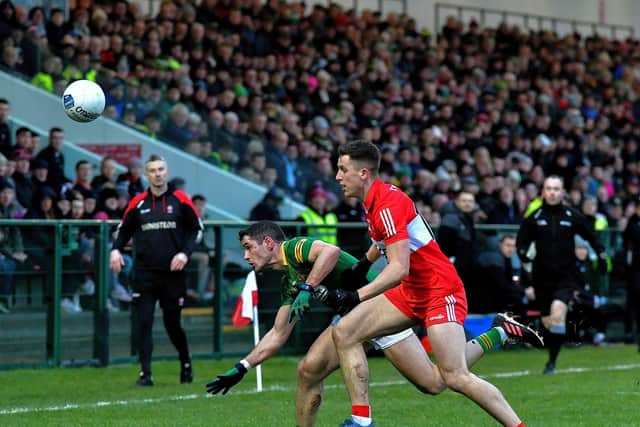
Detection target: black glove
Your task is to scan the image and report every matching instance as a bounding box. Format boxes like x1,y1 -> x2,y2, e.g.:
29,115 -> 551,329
341,256 -> 372,289
205,362 -> 248,395
325,288 -> 360,315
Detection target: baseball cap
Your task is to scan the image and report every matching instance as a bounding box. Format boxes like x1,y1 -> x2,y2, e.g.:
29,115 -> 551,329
13,148 -> 32,161
30,157 -> 48,170
313,116 -> 330,131
0,179 -> 15,192
308,186 -> 328,200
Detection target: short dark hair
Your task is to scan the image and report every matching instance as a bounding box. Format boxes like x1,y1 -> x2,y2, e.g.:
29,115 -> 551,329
239,220 -> 286,243
500,233 -> 515,242
75,160 -> 90,171
16,126 -> 31,136
49,127 -> 63,138
0,98 -> 8,105
192,194 -> 206,203
146,154 -> 165,164
337,140 -> 381,172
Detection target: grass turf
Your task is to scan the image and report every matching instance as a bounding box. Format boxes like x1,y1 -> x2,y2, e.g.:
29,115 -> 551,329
1,345 -> 639,426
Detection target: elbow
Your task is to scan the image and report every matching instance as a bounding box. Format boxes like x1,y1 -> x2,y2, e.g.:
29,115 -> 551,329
392,262 -> 410,279
328,245 -> 341,262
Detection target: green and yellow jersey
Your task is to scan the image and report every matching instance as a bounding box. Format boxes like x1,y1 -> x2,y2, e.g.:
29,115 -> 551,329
280,237 -> 376,305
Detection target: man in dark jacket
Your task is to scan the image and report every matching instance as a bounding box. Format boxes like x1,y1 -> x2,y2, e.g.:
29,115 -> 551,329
110,155 -> 203,386
517,176 -> 606,374
248,187 -> 284,221
469,234 -> 525,314
36,127 -> 67,193
332,194 -> 368,257
623,198 -> 640,350
0,98 -> 11,158
438,191 -> 477,286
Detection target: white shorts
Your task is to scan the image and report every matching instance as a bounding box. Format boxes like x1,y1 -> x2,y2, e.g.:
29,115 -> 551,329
369,328 -> 414,350
331,315 -> 414,350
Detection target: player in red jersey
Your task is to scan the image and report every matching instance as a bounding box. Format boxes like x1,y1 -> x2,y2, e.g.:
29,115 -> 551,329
331,140 -> 527,427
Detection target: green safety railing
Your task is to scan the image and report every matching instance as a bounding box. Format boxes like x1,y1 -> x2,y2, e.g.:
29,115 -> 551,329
0,220 -> 623,370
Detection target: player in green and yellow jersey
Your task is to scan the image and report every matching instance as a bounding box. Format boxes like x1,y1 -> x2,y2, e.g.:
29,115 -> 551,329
206,221 -> 542,427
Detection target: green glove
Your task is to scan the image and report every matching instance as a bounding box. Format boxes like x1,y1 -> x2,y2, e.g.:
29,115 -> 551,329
206,362 -> 248,395
288,283 -> 313,323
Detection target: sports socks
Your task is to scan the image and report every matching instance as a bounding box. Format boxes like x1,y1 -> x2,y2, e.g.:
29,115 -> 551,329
352,405 -> 371,425
546,325 -> 565,365
475,328 -> 505,352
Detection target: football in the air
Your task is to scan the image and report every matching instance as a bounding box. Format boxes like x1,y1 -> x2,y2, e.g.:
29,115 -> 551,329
62,79 -> 105,123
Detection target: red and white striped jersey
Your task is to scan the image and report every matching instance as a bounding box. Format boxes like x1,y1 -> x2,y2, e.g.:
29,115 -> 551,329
363,179 -> 460,293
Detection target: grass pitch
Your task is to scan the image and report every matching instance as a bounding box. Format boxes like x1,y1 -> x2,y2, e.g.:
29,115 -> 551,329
1,345 -> 639,426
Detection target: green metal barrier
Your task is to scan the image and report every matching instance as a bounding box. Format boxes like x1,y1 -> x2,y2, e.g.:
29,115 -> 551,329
0,220 -> 625,370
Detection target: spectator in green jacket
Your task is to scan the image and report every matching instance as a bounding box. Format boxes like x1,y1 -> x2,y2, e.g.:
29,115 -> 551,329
31,55 -> 63,93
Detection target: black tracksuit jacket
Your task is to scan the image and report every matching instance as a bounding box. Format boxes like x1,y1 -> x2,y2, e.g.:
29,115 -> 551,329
112,185 -> 202,272
516,202 -> 605,275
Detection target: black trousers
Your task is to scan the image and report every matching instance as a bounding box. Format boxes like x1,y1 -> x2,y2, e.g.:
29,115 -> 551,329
132,269 -> 190,375
624,270 -> 640,342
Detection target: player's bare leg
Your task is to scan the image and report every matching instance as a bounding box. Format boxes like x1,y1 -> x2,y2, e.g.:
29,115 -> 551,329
295,327 -> 341,427
332,294 -> 415,407
428,322 -> 522,427
382,333 -> 445,394
382,332 -> 490,395
542,299 -> 568,330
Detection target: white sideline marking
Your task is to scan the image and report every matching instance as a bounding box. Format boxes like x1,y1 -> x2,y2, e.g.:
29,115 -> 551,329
2,363 -> 639,415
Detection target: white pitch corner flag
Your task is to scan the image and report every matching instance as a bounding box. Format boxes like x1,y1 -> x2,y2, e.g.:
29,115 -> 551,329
231,270 -> 262,391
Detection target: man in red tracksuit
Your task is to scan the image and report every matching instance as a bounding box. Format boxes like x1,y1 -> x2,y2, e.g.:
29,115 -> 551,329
110,154 -> 203,386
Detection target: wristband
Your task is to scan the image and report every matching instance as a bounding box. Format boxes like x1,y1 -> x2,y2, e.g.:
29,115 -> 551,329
238,359 -> 251,371
297,283 -> 314,293
358,256 -> 372,267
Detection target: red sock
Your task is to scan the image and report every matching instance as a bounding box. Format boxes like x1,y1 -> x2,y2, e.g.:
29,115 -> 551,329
352,405 -> 370,417
517,423 -> 526,427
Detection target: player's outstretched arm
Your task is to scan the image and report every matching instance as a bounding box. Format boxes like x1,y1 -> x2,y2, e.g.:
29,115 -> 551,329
206,362 -> 248,395
206,306 -> 296,395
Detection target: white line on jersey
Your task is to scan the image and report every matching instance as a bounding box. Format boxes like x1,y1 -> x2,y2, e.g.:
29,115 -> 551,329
1,362 -> 639,415
379,208 -> 396,237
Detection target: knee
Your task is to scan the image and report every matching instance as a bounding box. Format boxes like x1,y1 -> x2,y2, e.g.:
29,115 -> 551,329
331,323 -> 353,348
138,315 -> 154,330
440,369 -> 473,393
297,357 -> 323,385
415,380 -> 446,395
548,312 -> 566,327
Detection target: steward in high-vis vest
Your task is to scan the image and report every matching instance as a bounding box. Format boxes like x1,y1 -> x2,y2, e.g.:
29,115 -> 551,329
297,186 -> 338,245
62,52 -> 97,83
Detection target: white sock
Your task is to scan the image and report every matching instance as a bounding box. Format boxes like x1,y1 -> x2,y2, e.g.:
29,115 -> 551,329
496,326 -> 508,343
352,415 -> 372,426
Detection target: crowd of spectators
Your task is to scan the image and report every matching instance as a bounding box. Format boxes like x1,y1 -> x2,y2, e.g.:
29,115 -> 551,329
2,0 -> 640,228
1,1 -> 640,328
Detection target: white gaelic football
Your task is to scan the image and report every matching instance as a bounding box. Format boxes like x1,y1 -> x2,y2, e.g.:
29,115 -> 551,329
62,79 -> 105,123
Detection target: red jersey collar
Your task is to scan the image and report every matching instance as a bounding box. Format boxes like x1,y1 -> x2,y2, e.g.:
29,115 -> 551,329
364,179 -> 384,213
